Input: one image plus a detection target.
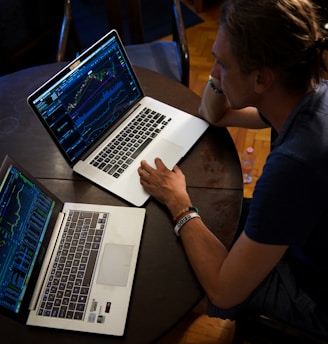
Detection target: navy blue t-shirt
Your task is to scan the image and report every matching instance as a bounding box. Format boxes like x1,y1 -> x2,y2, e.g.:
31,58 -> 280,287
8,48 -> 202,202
245,80 -> 328,301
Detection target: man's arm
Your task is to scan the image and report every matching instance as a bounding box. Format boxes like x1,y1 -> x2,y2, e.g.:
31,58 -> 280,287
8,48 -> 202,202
198,75 -> 269,128
138,158 -> 288,309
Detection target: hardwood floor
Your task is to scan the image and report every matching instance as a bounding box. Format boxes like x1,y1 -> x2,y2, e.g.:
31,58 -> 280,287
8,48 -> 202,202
154,296 -> 236,344
154,1 -> 271,343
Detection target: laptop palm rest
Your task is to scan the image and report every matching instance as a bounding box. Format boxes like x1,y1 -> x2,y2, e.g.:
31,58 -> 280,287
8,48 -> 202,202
97,244 -> 134,287
141,138 -> 185,168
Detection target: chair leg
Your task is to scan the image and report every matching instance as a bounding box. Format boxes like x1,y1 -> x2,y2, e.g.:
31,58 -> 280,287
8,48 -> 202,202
57,0 -> 82,62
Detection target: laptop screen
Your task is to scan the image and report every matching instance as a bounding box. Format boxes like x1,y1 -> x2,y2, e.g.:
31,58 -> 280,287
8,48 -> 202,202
28,31 -> 143,165
0,161 -> 57,316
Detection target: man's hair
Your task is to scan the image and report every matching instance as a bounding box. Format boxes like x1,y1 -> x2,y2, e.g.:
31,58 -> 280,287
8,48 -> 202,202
220,0 -> 327,92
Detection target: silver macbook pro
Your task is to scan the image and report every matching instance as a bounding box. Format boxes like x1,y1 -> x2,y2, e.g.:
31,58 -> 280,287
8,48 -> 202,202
0,155 -> 145,336
27,29 -> 208,206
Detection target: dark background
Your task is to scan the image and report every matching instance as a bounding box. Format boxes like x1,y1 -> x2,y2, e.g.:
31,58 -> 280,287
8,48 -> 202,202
0,0 -> 203,76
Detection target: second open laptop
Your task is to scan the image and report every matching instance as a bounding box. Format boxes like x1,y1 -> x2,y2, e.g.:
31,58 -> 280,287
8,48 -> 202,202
27,29 -> 208,207
0,155 -> 146,336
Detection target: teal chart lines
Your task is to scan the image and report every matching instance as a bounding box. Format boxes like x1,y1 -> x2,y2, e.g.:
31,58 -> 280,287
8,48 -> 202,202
66,67 -> 117,113
63,55 -> 135,136
38,43 -> 142,163
0,166 -> 54,313
66,66 -> 132,143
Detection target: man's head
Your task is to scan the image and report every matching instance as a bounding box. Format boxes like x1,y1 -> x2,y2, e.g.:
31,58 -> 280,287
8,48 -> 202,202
219,0 -> 326,93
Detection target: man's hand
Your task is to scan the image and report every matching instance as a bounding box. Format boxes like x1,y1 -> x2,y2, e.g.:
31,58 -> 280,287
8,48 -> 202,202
138,158 -> 192,214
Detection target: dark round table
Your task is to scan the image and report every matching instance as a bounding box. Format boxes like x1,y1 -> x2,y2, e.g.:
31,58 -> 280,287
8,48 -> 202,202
0,63 -> 243,343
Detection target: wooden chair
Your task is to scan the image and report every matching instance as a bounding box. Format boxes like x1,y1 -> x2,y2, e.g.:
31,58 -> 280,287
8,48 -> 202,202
57,0 -> 190,86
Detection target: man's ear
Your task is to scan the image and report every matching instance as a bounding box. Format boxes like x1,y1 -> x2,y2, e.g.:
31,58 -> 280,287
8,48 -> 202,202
253,67 -> 275,94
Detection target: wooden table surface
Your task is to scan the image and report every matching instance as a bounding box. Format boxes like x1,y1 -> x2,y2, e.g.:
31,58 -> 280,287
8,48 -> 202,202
0,63 -> 243,343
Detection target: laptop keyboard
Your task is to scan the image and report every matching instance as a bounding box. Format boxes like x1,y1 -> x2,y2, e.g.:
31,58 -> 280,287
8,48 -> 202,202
90,107 -> 171,178
38,210 -> 108,320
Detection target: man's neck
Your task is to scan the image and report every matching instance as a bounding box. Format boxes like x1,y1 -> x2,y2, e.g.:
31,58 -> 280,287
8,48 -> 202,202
258,85 -> 310,133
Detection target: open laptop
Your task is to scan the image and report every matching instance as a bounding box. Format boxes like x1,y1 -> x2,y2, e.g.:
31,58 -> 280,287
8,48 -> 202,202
27,30 -> 208,207
0,155 -> 145,336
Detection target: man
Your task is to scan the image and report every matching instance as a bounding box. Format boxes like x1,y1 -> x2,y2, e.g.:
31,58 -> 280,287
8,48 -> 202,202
138,0 -> 328,337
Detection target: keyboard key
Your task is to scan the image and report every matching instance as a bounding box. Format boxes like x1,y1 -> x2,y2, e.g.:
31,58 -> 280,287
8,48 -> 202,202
38,210 -> 108,320
90,107 -> 171,178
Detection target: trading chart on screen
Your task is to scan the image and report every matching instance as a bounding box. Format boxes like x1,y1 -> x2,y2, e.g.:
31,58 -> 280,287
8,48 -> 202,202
32,35 -> 142,163
0,165 -> 54,313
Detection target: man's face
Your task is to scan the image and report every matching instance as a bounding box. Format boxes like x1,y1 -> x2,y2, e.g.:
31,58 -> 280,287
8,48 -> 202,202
212,26 -> 258,109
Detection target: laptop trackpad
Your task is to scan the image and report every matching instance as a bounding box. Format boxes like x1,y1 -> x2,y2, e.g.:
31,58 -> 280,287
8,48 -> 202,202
97,244 -> 134,287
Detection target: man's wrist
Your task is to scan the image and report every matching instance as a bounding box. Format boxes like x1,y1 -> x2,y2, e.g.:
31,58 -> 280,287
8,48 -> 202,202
173,205 -> 199,223
174,212 -> 200,236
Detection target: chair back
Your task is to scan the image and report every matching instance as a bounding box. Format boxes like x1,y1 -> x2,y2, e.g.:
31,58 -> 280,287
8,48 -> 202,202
104,0 -> 145,44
